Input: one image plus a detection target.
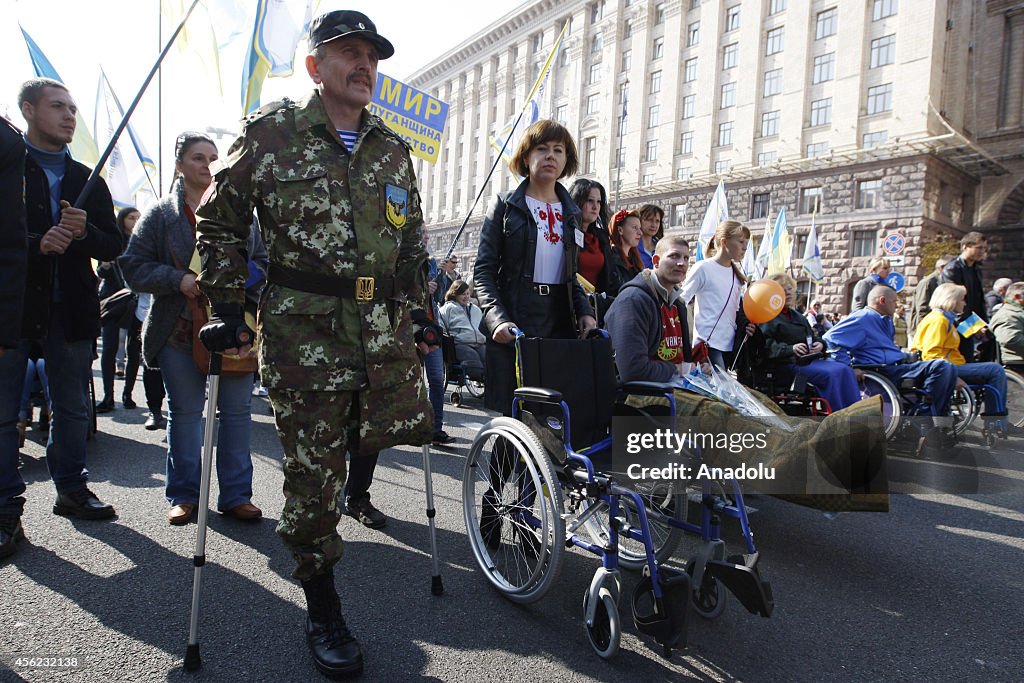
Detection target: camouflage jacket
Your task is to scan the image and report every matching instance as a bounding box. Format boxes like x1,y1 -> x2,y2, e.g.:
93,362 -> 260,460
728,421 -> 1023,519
195,90 -> 429,392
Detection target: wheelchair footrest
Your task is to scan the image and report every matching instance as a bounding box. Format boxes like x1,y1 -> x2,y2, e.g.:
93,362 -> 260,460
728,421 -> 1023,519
631,566 -> 690,656
705,553 -> 774,618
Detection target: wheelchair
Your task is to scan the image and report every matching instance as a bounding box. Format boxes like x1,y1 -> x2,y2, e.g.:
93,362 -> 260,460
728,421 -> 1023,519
942,366 -> 1024,445
732,332 -> 832,417
854,365 -> 976,441
441,334 -> 484,406
461,331 -> 773,660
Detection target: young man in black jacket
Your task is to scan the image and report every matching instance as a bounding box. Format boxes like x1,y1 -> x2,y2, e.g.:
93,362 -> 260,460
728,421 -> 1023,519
0,80 -> 122,552
940,231 -> 994,362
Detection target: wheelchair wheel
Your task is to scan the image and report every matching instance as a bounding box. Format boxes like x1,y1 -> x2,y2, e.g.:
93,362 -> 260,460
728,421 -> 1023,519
859,370 -> 901,440
950,386 -> 976,436
449,391 -> 462,407
686,560 -> 727,620
1005,369 -> 1024,428
583,586 -> 620,659
463,417 -> 565,604
465,377 -> 485,399
616,481 -> 686,571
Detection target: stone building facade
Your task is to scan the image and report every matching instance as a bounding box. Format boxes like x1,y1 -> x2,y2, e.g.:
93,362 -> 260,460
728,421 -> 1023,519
408,0 -> 1024,313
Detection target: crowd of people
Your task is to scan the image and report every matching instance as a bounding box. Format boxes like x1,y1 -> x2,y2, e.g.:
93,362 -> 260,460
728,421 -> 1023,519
1,7 -> 1022,681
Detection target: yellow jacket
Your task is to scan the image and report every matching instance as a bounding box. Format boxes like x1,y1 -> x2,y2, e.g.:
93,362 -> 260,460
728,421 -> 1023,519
911,309 -> 965,365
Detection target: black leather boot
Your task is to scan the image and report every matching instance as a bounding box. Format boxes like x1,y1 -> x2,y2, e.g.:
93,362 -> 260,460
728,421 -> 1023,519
300,570 -> 363,679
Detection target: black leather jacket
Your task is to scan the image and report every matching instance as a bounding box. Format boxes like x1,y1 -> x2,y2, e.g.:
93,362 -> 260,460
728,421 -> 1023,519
474,179 -> 593,336
940,255 -> 987,322
0,117 -> 26,349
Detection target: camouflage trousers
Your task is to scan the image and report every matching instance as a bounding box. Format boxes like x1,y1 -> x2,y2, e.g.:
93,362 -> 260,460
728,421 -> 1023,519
269,388 -> 356,580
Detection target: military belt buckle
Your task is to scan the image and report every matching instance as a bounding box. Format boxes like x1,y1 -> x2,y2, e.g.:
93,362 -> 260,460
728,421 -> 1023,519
355,276 -> 375,302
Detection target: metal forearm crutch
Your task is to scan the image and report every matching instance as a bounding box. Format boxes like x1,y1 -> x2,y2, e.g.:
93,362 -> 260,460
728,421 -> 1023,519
422,443 -> 444,596
184,353 -> 221,671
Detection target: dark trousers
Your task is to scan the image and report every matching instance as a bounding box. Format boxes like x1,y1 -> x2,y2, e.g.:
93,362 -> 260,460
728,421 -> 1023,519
125,318 -> 165,412
99,322 -> 121,401
344,450 -> 379,502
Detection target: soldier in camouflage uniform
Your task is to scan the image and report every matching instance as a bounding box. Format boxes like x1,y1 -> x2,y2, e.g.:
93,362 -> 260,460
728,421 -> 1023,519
193,10 -> 432,679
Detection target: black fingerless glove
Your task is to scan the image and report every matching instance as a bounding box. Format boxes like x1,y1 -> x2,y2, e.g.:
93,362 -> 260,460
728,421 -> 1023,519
199,303 -> 254,353
410,308 -> 442,347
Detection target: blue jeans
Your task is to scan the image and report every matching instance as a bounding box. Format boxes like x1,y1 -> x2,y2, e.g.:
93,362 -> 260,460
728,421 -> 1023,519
422,346 -> 444,432
158,345 -> 254,510
0,310 -> 95,515
954,362 -> 1008,414
879,359 -> 958,416
19,358 -> 50,421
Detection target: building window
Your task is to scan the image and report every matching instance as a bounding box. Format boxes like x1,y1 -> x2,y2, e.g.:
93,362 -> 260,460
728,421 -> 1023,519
751,192 -> 771,219
591,32 -> 603,54
761,110 -> 780,136
675,165 -> 691,181
867,83 -> 893,114
806,141 -> 829,157
648,104 -> 660,128
718,121 -> 734,146
688,22 -> 701,47
852,229 -> 877,257
589,63 -> 602,84
800,187 -> 823,213
764,68 -> 783,97
873,0 -> 897,21
863,130 -> 888,148
812,53 -> 835,84
684,58 -> 698,82
584,136 -> 597,174
623,19 -> 633,38
655,2 -> 666,24
766,27 -> 784,55
725,5 -> 740,31
816,8 -> 837,39
672,203 -> 687,224
645,139 -> 658,162
642,173 -> 656,186
757,150 -> 778,166
857,179 -> 883,209
810,98 -> 832,127
532,32 -> 544,53
615,146 -> 626,167
870,35 -> 895,68
690,0 -> 700,9
622,51 -> 634,74
591,0 -> 604,23
559,49 -> 571,67
650,70 -> 662,93
620,82 -> 630,104
680,131 -> 693,154
723,43 -> 738,69
586,93 -> 600,115
769,0 -> 786,15
617,115 -> 627,136
715,159 -> 733,174
721,82 -> 736,109
682,94 -> 695,118
653,37 -> 664,60
554,104 -> 568,124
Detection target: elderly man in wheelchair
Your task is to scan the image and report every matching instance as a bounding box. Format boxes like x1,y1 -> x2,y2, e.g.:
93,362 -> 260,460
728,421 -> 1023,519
824,285 -> 959,452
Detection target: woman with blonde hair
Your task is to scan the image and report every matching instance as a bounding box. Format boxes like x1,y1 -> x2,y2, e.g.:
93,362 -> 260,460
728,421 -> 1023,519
752,273 -> 862,410
912,282 -> 1008,417
681,219 -> 752,369
851,257 -> 891,311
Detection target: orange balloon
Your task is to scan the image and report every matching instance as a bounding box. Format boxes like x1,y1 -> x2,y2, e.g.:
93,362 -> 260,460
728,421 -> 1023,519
743,279 -> 786,323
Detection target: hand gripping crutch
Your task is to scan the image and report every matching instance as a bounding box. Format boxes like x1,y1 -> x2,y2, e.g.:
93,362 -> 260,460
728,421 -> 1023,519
422,443 -> 444,596
184,353 -> 222,671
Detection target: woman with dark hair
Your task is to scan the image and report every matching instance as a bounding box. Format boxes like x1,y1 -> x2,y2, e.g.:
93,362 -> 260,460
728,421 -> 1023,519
568,178 -> 617,296
474,119 -> 597,416
121,132 -> 260,525
637,203 -> 664,269
438,279 -> 486,379
95,207 -> 140,412
608,209 -> 645,291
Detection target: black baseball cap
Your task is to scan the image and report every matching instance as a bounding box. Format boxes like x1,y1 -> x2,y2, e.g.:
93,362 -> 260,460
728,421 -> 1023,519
308,10 -> 394,59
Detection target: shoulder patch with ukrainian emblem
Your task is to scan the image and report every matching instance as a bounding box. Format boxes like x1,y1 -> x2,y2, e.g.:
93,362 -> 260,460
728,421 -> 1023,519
385,184 -> 408,228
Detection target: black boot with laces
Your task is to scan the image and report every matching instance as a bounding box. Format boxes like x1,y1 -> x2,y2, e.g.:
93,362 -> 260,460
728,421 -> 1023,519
300,570 -> 363,679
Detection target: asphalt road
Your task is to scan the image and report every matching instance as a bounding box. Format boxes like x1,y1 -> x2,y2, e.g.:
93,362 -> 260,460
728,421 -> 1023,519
2,370 -> 1023,682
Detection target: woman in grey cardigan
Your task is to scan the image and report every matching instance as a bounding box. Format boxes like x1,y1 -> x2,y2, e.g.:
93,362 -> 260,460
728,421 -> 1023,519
120,132 -> 260,526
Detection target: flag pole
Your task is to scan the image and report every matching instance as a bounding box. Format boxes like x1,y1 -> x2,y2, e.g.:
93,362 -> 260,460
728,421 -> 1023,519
442,20 -> 569,260
157,0 -> 163,198
614,78 -> 627,209
74,0 -> 200,208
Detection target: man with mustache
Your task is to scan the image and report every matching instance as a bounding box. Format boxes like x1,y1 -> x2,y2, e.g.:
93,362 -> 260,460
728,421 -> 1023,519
0,80 -> 122,557
193,10 -> 432,679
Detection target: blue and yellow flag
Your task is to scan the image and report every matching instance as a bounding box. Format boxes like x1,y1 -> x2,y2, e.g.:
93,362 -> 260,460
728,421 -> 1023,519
767,206 -> 792,275
20,25 -> 100,167
242,0 -> 312,115
956,313 -> 986,338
